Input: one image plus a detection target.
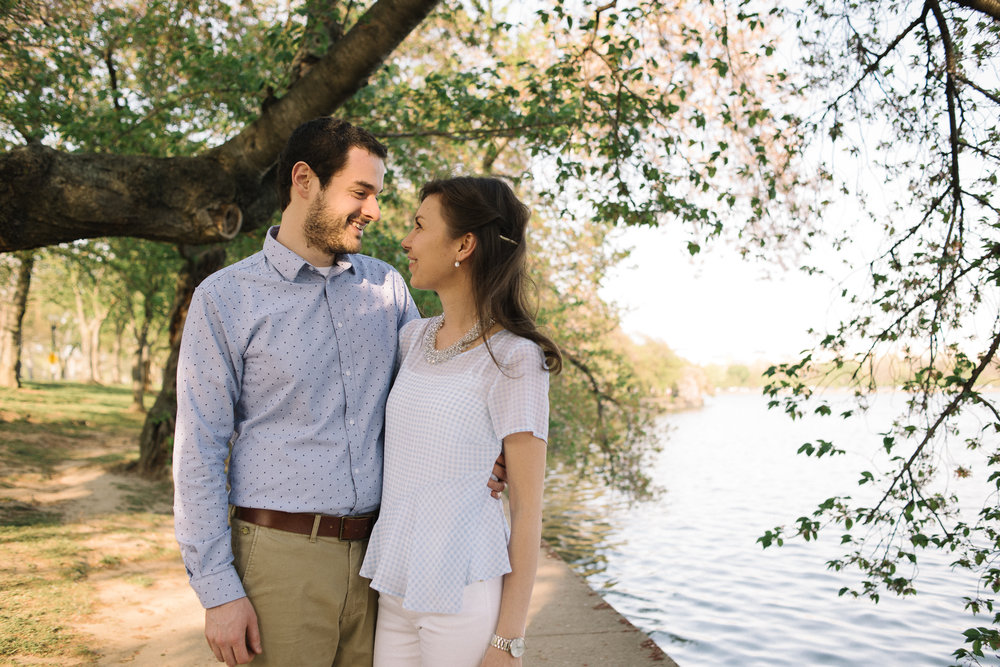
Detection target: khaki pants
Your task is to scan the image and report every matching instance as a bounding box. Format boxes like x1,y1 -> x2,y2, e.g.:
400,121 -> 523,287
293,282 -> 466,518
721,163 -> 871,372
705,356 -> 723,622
232,517 -> 377,667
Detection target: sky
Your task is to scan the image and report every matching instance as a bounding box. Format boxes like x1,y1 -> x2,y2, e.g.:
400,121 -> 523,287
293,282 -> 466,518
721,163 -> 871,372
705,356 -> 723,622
598,224 -> 859,366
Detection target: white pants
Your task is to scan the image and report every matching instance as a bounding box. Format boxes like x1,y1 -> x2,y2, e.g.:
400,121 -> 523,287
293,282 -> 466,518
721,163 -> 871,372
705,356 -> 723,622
373,576 -> 503,667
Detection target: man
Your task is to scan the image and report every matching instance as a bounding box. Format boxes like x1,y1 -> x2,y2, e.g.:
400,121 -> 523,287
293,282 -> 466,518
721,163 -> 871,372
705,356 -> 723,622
173,117 -> 504,666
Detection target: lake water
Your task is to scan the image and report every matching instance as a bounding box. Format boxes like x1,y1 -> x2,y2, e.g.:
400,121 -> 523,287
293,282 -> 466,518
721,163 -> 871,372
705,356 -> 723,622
542,392 -> 1000,666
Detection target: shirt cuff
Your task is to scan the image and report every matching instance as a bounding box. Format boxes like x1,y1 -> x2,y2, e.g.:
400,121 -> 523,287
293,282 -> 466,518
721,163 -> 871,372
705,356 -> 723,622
190,566 -> 247,609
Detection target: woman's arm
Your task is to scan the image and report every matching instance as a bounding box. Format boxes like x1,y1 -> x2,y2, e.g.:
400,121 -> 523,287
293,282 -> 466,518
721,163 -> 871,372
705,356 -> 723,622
482,430 -> 546,666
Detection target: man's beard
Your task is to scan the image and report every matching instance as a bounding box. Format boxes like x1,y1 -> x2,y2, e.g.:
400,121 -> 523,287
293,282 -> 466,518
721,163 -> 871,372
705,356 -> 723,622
303,198 -> 362,257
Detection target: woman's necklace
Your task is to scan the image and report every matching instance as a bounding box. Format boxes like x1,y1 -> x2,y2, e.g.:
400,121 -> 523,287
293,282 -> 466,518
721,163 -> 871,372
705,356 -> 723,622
423,315 -> 491,364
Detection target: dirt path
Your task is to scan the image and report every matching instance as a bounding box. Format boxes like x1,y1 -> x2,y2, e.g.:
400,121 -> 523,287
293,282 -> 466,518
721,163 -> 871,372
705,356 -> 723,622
73,555 -> 214,666
1,439 -> 216,666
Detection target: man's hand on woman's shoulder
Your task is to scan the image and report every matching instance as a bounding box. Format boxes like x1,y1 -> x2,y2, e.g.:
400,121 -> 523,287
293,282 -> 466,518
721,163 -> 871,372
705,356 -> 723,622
489,452 -> 508,498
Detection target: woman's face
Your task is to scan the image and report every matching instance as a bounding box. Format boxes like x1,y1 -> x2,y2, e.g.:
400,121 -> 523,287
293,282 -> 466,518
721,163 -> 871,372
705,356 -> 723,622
401,194 -> 464,291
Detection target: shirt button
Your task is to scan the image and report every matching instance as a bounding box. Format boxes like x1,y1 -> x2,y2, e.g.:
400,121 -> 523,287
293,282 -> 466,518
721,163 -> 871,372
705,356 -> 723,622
353,468 -> 360,474
337,322 -> 343,328
344,370 -> 351,376
349,419 -> 355,426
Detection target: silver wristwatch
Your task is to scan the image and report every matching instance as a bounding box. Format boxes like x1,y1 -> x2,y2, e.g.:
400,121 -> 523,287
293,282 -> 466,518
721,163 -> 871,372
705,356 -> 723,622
490,633 -> 526,657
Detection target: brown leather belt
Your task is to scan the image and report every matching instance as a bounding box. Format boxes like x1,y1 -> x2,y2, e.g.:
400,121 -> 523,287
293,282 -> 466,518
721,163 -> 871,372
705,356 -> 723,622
232,506 -> 376,541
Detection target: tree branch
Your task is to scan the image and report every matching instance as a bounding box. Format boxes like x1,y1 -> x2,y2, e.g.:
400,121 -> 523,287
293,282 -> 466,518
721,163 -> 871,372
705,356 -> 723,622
0,144 -> 244,250
870,327 -> 1000,519
823,8 -> 929,120
948,0 -> 1000,21
955,72 -> 1000,106
564,350 -> 634,456
0,0 -> 443,252
211,0 -> 441,178
928,0 -> 963,224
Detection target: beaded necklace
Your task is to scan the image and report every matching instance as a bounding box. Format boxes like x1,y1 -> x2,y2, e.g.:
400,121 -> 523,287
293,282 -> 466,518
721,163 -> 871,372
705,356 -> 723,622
422,315 -> 492,364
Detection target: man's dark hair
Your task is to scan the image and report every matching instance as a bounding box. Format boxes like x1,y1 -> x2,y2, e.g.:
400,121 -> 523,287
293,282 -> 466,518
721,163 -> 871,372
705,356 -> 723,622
276,117 -> 388,210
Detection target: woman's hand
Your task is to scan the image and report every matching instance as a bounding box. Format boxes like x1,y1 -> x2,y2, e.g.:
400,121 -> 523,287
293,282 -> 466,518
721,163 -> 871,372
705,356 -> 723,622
480,645 -> 521,667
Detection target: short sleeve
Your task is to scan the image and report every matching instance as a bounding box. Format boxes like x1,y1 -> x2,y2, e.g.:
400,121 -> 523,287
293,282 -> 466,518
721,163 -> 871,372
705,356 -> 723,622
487,339 -> 550,443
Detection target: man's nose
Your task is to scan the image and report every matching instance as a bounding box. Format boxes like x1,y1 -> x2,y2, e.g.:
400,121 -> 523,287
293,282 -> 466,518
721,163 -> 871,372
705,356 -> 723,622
362,196 -> 380,221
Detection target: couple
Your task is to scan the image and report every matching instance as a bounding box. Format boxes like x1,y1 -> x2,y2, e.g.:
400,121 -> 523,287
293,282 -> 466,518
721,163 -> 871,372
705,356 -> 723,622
173,116 -> 562,667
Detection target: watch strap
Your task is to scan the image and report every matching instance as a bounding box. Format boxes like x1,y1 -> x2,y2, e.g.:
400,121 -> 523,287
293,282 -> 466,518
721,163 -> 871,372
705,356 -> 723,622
490,633 -> 512,653
490,633 -> 525,657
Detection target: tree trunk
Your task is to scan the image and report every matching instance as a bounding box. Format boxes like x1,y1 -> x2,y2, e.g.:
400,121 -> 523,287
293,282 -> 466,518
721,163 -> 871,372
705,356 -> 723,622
130,315 -> 151,413
0,253 -> 35,388
0,302 -> 9,369
110,319 -> 126,385
136,245 -> 226,478
71,279 -> 112,384
88,313 -> 103,384
73,288 -> 96,383
143,355 -> 153,392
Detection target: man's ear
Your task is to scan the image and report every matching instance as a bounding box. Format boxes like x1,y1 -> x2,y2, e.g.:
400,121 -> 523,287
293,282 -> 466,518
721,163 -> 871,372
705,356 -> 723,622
290,162 -> 314,201
456,233 -> 477,262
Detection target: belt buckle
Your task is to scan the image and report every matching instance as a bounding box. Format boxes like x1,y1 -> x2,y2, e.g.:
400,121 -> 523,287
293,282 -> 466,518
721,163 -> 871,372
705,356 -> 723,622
338,516 -> 349,540
339,515 -> 369,540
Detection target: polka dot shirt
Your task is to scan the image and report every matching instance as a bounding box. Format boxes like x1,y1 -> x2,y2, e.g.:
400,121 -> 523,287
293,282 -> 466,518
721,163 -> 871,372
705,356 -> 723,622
173,226 -> 419,609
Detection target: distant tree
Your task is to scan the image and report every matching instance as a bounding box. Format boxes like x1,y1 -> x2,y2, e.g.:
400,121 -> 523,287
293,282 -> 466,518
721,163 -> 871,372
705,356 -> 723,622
0,251 -> 34,388
104,239 -> 182,411
725,364 -> 751,387
41,245 -> 122,384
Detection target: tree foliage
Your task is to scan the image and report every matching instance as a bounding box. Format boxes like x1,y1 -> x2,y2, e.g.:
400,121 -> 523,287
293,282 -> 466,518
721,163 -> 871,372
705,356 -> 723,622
753,0 -> 1000,659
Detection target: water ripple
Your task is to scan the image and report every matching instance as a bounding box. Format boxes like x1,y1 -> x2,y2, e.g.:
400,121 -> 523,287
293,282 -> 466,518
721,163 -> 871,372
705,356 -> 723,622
543,393 -> 1000,667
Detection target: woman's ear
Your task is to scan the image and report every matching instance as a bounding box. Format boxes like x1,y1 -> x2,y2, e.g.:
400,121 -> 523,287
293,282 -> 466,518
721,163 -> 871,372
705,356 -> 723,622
456,232 -> 477,262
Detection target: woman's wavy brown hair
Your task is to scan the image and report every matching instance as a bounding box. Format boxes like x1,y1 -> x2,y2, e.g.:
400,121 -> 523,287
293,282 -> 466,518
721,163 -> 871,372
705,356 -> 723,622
419,176 -> 562,374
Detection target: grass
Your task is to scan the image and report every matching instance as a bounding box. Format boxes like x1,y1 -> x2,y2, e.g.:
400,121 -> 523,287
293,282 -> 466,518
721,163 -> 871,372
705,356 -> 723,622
0,381 -> 173,664
0,382 -> 146,475
116,478 -> 174,513
0,499 -> 62,527
0,525 -> 98,660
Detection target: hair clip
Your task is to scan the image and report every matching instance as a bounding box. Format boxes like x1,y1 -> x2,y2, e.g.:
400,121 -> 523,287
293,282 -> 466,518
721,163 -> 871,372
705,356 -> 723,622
498,234 -> 518,246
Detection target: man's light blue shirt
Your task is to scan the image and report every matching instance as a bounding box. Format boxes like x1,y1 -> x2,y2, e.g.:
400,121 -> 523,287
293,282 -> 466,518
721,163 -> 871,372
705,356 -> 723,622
173,227 -> 419,608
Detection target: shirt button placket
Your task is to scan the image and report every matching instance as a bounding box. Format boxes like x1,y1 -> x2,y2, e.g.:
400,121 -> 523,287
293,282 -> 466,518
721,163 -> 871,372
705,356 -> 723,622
328,282 -> 360,507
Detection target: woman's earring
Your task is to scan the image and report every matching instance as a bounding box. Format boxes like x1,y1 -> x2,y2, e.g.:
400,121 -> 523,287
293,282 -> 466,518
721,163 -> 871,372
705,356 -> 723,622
454,260 -> 461,268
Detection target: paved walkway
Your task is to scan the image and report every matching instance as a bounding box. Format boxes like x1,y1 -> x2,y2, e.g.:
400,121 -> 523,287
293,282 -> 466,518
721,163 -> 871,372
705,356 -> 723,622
528,543 -> 677,666
90,543 -> 677,666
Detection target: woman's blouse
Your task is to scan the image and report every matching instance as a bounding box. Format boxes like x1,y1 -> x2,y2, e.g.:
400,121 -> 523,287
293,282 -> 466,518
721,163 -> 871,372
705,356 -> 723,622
360,317 -> 549,613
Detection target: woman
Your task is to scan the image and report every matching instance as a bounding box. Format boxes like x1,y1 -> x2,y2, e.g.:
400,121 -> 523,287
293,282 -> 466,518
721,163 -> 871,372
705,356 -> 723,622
360,176 -> 562,666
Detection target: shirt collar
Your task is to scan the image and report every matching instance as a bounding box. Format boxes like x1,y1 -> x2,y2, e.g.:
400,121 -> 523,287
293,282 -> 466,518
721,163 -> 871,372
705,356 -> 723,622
263,226 -> 356,281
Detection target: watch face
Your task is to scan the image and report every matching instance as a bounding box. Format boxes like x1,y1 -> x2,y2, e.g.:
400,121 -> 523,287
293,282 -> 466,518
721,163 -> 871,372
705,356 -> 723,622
509,637 -> 526,658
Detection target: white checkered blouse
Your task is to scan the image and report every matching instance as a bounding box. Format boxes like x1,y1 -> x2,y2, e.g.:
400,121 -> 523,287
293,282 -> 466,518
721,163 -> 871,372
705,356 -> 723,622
360,317 -> 550,613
